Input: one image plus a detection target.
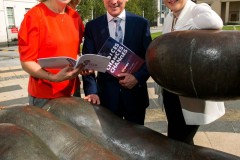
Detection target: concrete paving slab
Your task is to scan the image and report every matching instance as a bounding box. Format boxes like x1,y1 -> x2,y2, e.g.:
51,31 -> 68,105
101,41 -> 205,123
201,132 -> 240,157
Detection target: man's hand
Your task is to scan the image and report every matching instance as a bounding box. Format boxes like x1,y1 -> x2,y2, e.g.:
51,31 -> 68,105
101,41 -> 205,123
77,63 -> 94,76
117,73 -> 138,89
84,94 -> 100,105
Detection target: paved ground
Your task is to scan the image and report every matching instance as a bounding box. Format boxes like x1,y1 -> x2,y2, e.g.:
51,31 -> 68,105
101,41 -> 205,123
0,44 -> 240,157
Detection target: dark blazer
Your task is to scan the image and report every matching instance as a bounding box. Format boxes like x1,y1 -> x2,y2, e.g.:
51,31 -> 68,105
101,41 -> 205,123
82,12 -> 152,123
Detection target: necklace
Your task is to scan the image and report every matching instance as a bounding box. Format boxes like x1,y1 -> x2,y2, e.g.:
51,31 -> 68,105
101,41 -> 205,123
45,1 -> 66,14
61,14 -> 66,22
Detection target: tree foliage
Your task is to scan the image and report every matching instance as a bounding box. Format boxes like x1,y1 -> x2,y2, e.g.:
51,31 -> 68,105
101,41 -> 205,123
77,0 -> 105,22
125,0 -> 142,16
77,0 -> 158,25
126,0 -> 158,25
76,0 -> 92,21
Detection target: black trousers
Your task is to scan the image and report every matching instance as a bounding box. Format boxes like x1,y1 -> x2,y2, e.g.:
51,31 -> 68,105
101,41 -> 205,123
106,89 -> 146,126
162,89 -> 199,144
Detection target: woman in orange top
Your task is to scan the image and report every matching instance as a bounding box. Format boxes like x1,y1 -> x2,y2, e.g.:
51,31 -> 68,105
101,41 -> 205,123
18,0 -> 86,107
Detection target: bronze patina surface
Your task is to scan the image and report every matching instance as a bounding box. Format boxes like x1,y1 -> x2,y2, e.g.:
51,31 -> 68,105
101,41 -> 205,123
0,105 -> 120,160
43,97 -> 239,160
146,30 -> 240,100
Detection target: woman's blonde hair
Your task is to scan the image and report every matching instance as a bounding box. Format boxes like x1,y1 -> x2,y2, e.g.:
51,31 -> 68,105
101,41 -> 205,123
38,0 -> 81,9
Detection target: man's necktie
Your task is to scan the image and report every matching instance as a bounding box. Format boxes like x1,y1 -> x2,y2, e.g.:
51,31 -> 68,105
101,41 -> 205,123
113,17 -> 123,44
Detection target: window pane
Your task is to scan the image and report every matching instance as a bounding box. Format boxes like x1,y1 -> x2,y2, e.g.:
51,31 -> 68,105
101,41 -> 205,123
6,7 -> 15,27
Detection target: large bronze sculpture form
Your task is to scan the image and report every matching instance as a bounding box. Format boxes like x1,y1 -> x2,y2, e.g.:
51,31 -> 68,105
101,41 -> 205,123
43,97 -> 239,160
146,30 -> 240,100
0,123 -> 58,160
0,105 -> 120,160
0,30 -> 240,159
0,98 -> 239,160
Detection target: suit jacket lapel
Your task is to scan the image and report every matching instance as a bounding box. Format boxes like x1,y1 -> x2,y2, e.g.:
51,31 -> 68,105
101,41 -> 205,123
100,14 -> 110,39
94,14 -> 110,51
124,12 -> 134,45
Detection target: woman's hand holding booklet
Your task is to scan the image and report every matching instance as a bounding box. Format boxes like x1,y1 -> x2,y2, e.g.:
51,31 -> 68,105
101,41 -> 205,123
38,54 -> 110,73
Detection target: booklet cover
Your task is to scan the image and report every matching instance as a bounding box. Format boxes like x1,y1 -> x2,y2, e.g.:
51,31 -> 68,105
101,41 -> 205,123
98,37 -> 144,77
37,54 -> 110,73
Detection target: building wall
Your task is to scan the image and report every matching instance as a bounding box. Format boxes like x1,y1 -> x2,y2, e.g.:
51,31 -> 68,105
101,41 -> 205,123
0,0 -> 7,43
228,1 -> 240,23
0,0 -> 38,43
157,0 -> 170,26
197,0 -> 222,15
197,0 -> 240,24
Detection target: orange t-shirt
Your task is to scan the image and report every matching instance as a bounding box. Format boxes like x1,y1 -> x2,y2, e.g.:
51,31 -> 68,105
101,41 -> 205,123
18,3 -> 84,99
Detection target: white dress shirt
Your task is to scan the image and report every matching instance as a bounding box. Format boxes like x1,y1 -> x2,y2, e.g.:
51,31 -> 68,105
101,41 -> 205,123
107,10 -> 126,41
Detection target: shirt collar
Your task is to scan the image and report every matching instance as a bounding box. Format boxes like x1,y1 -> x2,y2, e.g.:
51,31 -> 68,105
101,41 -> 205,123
169,0 -> 192,20
107,10 -> 126,22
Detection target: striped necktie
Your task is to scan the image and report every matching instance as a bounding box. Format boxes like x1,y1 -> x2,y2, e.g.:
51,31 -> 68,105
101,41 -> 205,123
113,17 -> 123,44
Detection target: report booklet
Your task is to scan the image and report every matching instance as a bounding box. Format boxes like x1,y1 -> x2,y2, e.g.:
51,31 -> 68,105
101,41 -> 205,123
98,37 -> 144,77
37,54 -> 110,73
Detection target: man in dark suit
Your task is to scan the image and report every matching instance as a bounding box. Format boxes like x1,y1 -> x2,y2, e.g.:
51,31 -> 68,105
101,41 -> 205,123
82,0 -> 152,125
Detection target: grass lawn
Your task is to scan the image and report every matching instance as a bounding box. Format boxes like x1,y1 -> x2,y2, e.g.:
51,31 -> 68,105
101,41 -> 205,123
234,25 -> 240,30
223,26 -> 235,30
151,32 -> 162,40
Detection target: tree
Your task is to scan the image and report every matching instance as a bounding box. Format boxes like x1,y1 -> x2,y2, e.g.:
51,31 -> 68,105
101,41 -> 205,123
77,0 -> 158,26
92,0 -> 105,18
142,0 -> 158,26
77,0 -> 105,23
126,0 -> 142,16
126,0 -> 158,26
76,0 -> 91,22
